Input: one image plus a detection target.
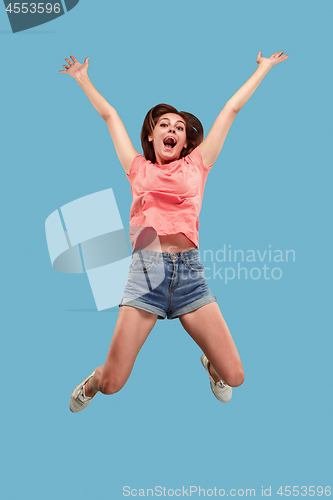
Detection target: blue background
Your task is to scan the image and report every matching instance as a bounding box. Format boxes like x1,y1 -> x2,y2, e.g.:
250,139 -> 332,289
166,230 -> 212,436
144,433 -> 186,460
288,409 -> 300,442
1,1 -> 332,498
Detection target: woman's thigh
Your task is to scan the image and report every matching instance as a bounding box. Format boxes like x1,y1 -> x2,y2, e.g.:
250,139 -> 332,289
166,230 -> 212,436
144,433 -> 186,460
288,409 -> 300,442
179,302 -> 244,387
100,305 -> 158,392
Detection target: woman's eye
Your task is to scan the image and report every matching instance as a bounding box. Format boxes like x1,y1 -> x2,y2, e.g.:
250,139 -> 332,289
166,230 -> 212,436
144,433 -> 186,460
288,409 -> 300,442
160,123 -> 167,127
177,127 -> 184,131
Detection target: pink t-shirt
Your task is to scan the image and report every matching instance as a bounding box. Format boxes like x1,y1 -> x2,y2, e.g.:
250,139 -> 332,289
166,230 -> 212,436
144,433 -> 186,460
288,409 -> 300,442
126,147 -> 213,249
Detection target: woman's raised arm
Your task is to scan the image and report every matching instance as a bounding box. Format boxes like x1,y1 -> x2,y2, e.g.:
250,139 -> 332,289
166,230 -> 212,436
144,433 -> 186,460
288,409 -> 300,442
199,51 -> 289,167
59,56 -> 139,174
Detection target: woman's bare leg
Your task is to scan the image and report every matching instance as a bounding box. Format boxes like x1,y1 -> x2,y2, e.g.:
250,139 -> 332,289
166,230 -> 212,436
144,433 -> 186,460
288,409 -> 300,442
179,302 -> 244,387
85,306 -> 158,396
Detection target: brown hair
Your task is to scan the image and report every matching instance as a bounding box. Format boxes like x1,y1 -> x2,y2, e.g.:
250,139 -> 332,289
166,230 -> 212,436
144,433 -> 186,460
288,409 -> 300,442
141,103 -> 204,163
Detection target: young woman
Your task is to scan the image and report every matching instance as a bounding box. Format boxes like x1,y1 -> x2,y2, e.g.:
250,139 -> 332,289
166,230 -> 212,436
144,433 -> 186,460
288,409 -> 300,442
60,50 -> 289,412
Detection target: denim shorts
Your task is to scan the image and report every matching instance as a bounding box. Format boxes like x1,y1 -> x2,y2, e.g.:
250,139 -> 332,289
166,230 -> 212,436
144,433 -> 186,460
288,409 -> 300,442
119,249 -> 216,320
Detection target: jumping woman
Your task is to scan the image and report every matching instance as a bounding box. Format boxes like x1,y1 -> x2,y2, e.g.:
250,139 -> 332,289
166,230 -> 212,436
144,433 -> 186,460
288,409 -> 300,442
59,50 -> 289,412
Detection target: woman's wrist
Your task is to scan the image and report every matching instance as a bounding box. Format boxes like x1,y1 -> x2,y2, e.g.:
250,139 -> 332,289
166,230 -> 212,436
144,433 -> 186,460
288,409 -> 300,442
257,61 -> 272,75
76,73 -> 91,87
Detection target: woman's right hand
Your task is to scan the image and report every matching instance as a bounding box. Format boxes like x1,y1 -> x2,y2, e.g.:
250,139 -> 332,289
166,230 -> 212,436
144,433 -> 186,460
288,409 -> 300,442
59,55 -> 89,80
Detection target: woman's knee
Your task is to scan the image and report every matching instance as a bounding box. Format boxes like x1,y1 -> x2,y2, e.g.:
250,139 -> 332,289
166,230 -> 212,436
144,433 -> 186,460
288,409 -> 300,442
224,367 -> 245,388
99,374 -> 127,395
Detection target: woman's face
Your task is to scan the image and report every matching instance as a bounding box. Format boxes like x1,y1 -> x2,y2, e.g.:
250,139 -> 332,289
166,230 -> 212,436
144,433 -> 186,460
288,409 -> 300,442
148,113 -> 187,165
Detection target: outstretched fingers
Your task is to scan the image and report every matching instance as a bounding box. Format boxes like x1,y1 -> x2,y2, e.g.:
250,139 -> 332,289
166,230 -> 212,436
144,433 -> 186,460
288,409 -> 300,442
59,55 -> 74,74
270,50 -> 289,64
59,55 -> 89,75
257,50 -> 289,68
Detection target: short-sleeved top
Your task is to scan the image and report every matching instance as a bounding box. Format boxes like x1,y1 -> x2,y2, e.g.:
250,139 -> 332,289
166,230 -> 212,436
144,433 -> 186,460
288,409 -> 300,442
126,147 -> 213,249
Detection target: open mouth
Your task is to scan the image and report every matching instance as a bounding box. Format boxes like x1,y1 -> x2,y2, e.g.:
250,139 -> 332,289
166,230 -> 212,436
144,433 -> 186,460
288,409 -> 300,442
163,137 -> 177,150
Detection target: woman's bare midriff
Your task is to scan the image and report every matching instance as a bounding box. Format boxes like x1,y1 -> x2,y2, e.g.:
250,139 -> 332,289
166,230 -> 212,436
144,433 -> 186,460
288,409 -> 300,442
134,228 -> 196,253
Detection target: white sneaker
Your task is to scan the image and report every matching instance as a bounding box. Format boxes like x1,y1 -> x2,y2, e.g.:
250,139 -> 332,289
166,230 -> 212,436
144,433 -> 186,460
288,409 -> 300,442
69,370 -> 97,413
201,354 -> 232,403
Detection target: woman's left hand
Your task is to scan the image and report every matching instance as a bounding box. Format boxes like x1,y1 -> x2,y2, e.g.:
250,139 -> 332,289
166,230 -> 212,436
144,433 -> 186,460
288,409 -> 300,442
257,51 -> 289,68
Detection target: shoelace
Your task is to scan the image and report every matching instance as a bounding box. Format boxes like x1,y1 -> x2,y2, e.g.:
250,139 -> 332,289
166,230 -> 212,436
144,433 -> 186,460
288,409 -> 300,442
215,380 -> 228,389
77,387 -> 91,403
208,362 -> 228,389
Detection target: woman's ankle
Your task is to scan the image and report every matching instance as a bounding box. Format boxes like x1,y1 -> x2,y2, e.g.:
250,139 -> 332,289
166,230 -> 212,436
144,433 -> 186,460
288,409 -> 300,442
209,362 -> 221,383
85,378 -> 98,398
